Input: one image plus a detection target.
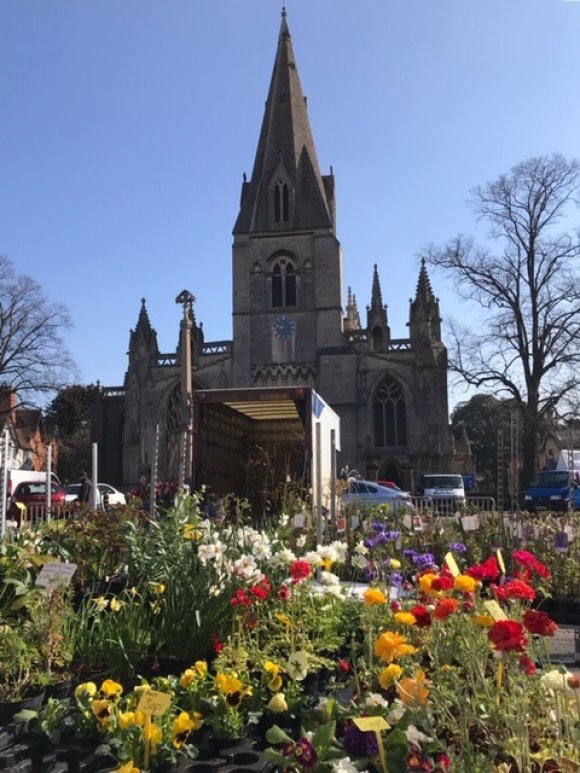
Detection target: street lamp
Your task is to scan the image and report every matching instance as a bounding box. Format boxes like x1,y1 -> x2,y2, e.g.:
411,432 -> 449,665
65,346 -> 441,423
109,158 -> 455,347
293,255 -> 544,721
175,290 -> 195,490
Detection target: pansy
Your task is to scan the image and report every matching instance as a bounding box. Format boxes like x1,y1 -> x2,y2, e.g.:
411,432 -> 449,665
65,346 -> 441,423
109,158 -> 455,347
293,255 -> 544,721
142,722 -> 163,755
294,737 -> 318,768
287,650 -> 309,681
100,679 -> 123,699
171,711 -> 196,748
264,661 -> 283,691
267,692 -> 288,713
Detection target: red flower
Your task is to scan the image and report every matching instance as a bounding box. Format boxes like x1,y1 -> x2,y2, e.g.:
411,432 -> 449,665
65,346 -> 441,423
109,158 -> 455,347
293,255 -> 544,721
523,609 -> 558,637
294,737 -> 318,768
211,632 -> 224,654
230,588 -> 252,607
434,597 -> 459,620
488,620 -> 528,652
497,579 -> 536,601
290,560 -> 312,584
434,752 -> 451,768
431,575 -> 454,591
513,550 -> 551,579
411,604 -> 432,627
277,584 -> 291,601
250,577 -> 271,601
467,555 -> 499,582
519,654 -> 537,675
337,658 -> 351,673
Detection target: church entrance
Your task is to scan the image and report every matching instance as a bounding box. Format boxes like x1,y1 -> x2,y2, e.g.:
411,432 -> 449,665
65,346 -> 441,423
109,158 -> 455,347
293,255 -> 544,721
378,460 -> 401,488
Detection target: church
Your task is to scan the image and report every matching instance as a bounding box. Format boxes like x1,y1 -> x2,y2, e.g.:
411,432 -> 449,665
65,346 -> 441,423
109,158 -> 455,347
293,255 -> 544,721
93,10 -> 455,493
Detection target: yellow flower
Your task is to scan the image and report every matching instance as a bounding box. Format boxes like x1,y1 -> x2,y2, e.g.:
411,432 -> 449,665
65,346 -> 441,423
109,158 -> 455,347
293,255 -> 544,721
418,573 -> 443,598
94,596 -> 109,611
134,684 -> 151,695
267,693 -> 288,713
113,761 -> 140,773
379,663 -> 403,689
143,722 -> 163,755
374,631 -> 416,664
183,524 -> 202,541
322,557 -> 334,571
180,669 -> 196,688
110,598 -> 124,612
194,660 -> 208,677
75,682 -> 97,700
394,611 -> 417,626
388,559 -> 401,570
265,661 -> 283,691
215,673 -> 243,695
91,699 -> 111,724
171,711 -> 195,748
364,587 -> 387,606
454,575 -> 479,593
396,669 -> 430,706
149,582 -> 165,595
100,679 -> 123,699
118,711 -> 136,730
275,613 -> 292,631
472,614 -> 494,628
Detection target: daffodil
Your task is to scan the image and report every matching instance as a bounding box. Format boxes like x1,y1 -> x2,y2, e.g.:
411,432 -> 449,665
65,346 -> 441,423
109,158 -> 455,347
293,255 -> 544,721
94,596 -> 109,611
149,582 -> 165,595
110,598 -> 124,612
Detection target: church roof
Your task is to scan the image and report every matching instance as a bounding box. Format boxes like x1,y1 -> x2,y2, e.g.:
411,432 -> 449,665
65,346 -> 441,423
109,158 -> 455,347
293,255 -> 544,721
233,9 -> 333,234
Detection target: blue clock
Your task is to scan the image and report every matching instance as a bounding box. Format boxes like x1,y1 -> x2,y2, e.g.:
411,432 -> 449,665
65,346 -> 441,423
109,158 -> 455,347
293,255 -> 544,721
273,316 -> 295,339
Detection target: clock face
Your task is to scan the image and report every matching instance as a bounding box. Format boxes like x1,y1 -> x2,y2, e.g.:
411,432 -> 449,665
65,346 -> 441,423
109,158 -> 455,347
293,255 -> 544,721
272,316 -> 296,340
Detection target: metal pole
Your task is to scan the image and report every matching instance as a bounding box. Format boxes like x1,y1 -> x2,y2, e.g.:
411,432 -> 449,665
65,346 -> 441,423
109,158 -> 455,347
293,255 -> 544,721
0,428 -> 8,538
149,424 -> 160,519
315,422 -> 323,545
330,428 -> 336,538
176,290 -> 195,490
91,443 -> 99,510
46,445 -> 52,523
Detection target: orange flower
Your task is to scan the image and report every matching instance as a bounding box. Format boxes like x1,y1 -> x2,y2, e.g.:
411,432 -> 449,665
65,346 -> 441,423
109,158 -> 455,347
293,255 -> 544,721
364,587 -> 387,606
453,574 -> 479,593
378,663 -> 403,688
418,573 -> 443,598
434,597 -> 459,620
396,669 -> 430,706
374,630 -> 416,663
394,611 -> 417,626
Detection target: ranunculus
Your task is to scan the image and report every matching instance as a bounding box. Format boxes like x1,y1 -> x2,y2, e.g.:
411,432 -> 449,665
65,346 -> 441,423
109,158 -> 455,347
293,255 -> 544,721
396,670 -> 430,706
411,604 -> 432,627
513,550 -> 551,579
374,631 -> 416,663
378,663 -> 403,688
434,597 -> 458,620
364,587 -> 387,606
290,560 -> 312,583
467,555 -> 500,582
523,609 -> 558,637
520,654 -> 537,675
488,620 -> 528,652
431,575 -> 454,591
230,588 -> 252,607
418,573 -> 443,598
394,611 -> 417,626
499,579 -> 536,601
454,574 -> 478,593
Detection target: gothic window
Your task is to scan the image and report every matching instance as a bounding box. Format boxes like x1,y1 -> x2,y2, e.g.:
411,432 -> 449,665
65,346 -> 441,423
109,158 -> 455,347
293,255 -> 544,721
374,376 -> 407,447
273,179 -> 290,223
271,258 -> 297,308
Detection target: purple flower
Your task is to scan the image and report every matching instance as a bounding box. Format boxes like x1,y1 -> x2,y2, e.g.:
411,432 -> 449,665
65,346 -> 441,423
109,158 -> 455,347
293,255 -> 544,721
449,542 -> 467,554
364,565 -> 379,581
372,520 -> 386,532
404,549 -> 418,559
343,723 -> 379,757
294,737 -> 318,768
412,552 -> 436,569
384,530 -> 401,541
389,571 -> 403,587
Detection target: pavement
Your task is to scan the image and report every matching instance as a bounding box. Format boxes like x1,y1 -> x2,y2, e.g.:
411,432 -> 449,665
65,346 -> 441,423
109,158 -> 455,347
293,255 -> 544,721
548,624 -> 580,676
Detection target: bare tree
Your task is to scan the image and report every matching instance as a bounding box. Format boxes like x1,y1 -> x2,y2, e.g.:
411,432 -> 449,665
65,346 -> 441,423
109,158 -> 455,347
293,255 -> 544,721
426,154 -> 580,489
0,256 -> 76,410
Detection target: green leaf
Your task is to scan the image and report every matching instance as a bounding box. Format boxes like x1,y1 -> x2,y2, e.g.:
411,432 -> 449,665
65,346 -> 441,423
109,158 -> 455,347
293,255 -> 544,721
263,749 -> 291,766
265,724 -> 294,744
385,727 -> 409,773
13,709 -> 39,722
311,719 -> 337,752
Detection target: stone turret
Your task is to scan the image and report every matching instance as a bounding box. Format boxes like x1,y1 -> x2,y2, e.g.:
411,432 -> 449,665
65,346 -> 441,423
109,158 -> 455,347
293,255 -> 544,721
409,259 -> 441,343
366,264 -> 390,351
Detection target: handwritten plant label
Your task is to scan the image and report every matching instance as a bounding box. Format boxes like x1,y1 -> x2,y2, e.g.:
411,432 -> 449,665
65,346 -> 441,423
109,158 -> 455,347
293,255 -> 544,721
36,562 -> 77,589
353,716 -> 390,732
137,690 -> 171,716
444,552 -> 460,577
484,600 -> 508,621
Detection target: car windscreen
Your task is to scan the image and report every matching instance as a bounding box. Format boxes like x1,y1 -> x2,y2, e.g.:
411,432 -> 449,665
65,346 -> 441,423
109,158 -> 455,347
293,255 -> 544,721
533,472 -> 570,488
423,476 -> 463,489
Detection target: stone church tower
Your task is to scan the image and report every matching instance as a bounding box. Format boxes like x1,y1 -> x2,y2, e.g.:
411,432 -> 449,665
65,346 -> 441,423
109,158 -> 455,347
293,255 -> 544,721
93,10 -> 454,491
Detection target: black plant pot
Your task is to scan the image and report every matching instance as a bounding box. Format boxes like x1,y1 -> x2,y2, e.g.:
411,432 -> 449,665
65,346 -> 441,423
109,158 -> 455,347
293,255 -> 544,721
45,678 -> 74,702
0,689 -> 45,726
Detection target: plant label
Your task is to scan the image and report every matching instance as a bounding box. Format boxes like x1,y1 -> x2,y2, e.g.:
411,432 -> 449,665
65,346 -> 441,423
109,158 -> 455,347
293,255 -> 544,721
137,690 -> 172,716
484,600 -> 508,621
496,549 -> 506,574
36,561 -> 77,588
444,552 -> 460,577
353,716 -> 389,732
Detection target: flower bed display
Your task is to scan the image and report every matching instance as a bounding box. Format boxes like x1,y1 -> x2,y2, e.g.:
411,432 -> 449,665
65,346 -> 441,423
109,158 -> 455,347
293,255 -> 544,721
1,496 -> 579,772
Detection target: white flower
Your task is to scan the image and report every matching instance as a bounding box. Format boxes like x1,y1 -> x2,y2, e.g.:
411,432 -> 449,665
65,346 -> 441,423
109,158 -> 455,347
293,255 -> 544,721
317,544 -> 339,564
287,650 -> 309,681
329,540 -> 347,563
198,542 -> 224,565
319,570 -> 340,586
352,554 -> 368,569
386,700 -> 406,724
332,758 -> 366,773
354,542 -> 368,555
232,554 -> 262,581
304,550 -> 323,567
279,513 -> 290,527
362,692 -> 389,709
406,724 -> 432,745
296,534 -> 307,548
271,548 -> 297,566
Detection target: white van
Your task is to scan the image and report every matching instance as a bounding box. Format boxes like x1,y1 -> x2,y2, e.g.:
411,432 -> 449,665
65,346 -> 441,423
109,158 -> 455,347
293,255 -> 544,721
418,474 -> 466,511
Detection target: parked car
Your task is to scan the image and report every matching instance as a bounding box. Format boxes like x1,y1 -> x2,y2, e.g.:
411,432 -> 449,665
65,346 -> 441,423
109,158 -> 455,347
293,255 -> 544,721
342,479 -> 413,513
97,483 -> 127,507
9,481 -> 66,524
64,483 -> 110,507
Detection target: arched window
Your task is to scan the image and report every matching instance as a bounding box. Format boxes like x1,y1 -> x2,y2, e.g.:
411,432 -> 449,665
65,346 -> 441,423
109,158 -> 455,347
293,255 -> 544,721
273,179 -> 290,223
374,376 -> 407,447
271,258 -> 297,308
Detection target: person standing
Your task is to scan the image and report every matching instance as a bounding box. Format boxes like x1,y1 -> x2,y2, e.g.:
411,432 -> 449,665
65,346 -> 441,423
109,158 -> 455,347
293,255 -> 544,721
78,471 -> 93,504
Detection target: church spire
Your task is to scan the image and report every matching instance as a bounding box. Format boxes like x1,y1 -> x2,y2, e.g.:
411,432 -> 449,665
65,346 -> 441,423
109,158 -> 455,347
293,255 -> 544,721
409,259 -> 441,342
129,298 -> 159,359
366,264 -> 389,349
233,9 -> 334,234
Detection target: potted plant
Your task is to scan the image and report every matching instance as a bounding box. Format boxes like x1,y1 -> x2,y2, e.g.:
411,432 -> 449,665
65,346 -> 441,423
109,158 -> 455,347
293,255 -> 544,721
0,625 -> 45,724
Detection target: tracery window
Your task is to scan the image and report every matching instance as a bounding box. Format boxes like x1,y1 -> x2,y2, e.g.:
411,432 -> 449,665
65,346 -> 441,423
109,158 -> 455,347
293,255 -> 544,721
271,259 -> 297,308
374,376 -> 407,447
273,179 -> 290,223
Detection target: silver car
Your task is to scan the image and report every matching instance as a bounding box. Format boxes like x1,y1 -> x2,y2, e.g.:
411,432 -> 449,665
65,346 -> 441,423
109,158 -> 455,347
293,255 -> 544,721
342,479 -> 413,512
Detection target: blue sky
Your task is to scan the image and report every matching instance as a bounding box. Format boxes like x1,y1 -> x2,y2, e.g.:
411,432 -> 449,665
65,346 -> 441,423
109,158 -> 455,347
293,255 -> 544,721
1,0 -> 579,411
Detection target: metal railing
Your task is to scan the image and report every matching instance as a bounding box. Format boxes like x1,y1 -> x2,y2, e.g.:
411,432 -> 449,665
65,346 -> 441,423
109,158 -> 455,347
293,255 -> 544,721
411,496 -> 496,515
